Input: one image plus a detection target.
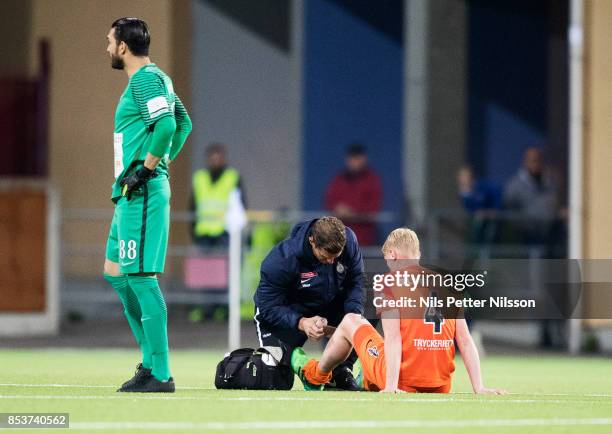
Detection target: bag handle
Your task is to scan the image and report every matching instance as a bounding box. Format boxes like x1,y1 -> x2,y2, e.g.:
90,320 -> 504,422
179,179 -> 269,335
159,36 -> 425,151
229,348 -> 255,357
223,348 -> 256,378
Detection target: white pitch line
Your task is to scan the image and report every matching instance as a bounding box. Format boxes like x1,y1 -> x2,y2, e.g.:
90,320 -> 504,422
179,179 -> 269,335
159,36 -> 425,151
0,383 -> 612,402
0,383 -> 208,390
0,395 -> 202,401
68,418 -> 612,430
1,384 -> 612,398
0,383 -> 612,400
0,394 -> 609,405
0,383 -> 114,389
220,396 -> 612,404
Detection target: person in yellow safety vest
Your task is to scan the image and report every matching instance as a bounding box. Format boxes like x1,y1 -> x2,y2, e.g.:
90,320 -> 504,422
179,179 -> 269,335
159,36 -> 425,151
190,143 -> 246,247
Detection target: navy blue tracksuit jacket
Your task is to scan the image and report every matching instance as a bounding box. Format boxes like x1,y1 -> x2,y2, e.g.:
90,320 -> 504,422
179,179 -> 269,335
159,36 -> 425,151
253,219 -> 365,332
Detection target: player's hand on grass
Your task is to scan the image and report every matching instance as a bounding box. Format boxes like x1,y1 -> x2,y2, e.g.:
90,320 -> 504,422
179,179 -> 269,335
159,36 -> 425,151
474,386 -> 507,395
120,166 -> 154,200
299,316 -> 327,340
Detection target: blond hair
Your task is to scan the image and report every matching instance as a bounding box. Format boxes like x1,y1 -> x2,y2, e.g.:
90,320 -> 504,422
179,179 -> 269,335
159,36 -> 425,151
381,228 -> 420,258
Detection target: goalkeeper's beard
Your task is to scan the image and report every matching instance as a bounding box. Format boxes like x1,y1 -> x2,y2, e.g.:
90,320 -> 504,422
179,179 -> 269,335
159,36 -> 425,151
111,53 -> 124,70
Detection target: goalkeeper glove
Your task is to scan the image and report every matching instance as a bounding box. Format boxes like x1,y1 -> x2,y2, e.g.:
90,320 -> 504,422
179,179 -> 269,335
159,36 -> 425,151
120,166 -> 154,200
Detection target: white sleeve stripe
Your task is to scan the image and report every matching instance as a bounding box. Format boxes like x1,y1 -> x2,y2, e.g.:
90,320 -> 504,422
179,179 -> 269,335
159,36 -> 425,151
146,96 -> 169,117
150,107 -> 170,119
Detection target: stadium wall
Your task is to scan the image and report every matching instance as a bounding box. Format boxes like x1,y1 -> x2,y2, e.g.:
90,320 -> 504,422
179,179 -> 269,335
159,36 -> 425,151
404,0 -> 467,225
190,0 -> 302,211
467,1 -> 549,185
582,0 -> 612,321
302,0 -> 403,237
0,0 -> 31,76
583,0 -> 612,260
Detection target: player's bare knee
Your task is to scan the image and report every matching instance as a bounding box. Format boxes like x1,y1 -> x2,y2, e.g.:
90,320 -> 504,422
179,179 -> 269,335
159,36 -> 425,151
103,260 -> 121,277
346,312 -> 366,324
341,313 -> 367,333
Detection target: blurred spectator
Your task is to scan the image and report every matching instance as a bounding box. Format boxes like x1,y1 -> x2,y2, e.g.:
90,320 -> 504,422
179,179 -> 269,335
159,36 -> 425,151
456,165 -> 502,246
324,143 -> 382,246
504,147 -> 561,247
457,165 -> 502,214
504,147 -> 566,348
190,143 -> 246,248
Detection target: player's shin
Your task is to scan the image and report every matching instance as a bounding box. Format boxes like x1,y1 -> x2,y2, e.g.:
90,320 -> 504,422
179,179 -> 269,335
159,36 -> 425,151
127,275 -> 171,382
319,325 -> 361,391
104,274 -> 152,368
318,327 -> 353,373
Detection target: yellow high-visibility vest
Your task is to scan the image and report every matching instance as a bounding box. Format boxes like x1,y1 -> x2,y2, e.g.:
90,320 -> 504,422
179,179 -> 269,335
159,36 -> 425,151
192,168 -> 240,237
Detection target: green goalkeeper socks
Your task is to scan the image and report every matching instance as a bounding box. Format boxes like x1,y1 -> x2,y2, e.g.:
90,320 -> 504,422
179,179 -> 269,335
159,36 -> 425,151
127,275 -> 171,382
104,274 -> 152,369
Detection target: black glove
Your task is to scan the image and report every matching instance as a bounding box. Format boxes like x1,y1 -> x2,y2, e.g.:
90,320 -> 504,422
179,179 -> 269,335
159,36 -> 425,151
120,166 -> 154,200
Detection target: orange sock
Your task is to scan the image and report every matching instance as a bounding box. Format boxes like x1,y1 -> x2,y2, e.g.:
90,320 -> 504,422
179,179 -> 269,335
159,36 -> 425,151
302,359 -> 332,385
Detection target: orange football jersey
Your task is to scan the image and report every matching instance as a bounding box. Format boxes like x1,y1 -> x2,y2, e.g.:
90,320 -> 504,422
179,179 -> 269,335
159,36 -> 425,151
379,266 -> 457,388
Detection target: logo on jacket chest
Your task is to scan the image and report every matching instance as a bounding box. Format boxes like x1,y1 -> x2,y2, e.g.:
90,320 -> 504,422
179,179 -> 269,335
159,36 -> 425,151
300,271 -> 318,288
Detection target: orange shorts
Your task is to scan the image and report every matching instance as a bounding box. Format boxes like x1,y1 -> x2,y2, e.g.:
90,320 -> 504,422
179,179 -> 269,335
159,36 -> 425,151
352,324 -> 451,393
353,323 -> 386,391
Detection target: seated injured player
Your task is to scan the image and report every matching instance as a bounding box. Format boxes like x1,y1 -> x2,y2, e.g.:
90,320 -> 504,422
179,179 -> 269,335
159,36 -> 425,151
292,228 -> 506,394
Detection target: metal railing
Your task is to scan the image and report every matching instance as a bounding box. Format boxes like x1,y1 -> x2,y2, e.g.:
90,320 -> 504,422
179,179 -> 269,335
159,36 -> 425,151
425,208 -> 567,260
61,208 -> 399,348
61,206 -> 575,350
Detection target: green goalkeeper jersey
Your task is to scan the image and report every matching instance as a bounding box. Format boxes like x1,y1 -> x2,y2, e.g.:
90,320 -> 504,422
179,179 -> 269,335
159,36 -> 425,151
112,63 -> 185,201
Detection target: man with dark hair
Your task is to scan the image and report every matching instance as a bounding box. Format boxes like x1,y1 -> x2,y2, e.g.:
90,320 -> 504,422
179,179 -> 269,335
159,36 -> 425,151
253,216 -> 365,390
110,17 -> 150,57
103,18 -> 192,393
325,143 -> 383,246
504,147 -> 566,348
504,147 -> 560,244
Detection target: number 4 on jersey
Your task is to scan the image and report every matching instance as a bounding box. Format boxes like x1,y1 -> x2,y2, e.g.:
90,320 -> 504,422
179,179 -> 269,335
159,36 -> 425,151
424,291 -> 445,334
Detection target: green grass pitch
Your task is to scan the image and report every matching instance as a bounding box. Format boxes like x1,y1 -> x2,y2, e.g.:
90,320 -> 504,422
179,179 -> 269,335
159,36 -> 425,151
0,349 -> 611,433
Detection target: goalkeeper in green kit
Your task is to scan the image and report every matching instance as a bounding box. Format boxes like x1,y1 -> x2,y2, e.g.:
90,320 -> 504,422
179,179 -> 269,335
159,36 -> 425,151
103,18 -> 192,393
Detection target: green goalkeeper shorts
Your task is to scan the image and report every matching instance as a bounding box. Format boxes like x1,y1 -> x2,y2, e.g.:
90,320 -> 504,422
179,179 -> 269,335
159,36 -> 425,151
105,175 -> 171,274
